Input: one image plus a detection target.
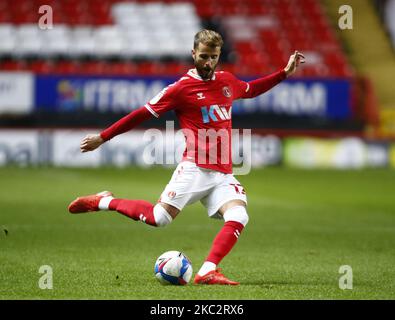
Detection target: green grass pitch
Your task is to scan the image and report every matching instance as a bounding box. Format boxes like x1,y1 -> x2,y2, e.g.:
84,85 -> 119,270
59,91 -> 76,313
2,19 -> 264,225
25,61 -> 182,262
1,166 -> 395,299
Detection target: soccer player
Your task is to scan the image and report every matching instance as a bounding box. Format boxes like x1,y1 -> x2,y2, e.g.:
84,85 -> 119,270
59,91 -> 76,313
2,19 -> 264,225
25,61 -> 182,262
68,29 -> 305,285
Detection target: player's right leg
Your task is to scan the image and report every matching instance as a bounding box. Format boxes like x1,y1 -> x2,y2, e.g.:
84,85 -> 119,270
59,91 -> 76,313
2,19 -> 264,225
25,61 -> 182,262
68,191 -> 179,227
68,191 -> 113,214
68,161 -> 207,226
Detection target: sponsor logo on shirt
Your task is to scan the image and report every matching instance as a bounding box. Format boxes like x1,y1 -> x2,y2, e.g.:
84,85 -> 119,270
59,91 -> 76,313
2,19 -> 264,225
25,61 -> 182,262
196,92 -> 206,100
201,105 -> 232,123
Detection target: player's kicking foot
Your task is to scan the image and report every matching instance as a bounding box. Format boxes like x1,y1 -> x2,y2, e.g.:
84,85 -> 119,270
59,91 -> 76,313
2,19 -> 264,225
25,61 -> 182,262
193,268 -> 239,285
68,191 -> 113,214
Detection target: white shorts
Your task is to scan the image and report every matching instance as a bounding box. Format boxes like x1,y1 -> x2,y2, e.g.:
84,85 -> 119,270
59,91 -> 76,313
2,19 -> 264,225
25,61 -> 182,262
158,161 -> 247,219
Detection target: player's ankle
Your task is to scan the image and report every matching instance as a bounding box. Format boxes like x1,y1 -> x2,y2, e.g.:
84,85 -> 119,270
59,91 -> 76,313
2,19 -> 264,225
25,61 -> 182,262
197,261 -> 216,276
98,196 -> 114,210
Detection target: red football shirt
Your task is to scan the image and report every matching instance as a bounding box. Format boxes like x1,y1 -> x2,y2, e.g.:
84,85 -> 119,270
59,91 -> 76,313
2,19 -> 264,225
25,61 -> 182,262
144,69 -> 253,174
100,68 -> 286,173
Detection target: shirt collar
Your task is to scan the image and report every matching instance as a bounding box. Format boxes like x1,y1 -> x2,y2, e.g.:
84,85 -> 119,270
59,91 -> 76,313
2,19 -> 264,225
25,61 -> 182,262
187,69 -> 216,81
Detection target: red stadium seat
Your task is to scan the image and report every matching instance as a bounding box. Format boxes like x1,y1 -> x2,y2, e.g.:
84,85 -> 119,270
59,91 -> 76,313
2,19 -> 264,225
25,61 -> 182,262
135,62 -> 162,76
106,61 -> 137,75
0,0 -> 352,78
0,59 -> 26,71
82,60 -> 107,75
53,60 -> 80,75
162,62 -> 191,76
27,60 -> 54,74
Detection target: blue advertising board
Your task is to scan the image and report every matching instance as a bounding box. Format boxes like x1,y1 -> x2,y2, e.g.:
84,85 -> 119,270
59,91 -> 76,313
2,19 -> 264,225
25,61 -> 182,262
35,75 -> 351,119
35,75 -> 172,113
233,78 -> 351,119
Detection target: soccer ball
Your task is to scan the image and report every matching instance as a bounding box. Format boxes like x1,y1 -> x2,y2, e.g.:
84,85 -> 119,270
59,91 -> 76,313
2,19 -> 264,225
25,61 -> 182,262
154,250 -> 193,285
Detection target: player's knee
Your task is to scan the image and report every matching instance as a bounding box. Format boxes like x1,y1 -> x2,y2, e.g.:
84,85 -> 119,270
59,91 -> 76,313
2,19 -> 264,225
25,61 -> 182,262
223,205 -> 249,227
153,204 -> 173,227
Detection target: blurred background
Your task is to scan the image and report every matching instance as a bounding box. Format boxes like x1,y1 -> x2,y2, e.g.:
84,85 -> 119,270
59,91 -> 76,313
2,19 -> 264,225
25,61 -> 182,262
0,0 -> 394,169
1,0 -> 395,301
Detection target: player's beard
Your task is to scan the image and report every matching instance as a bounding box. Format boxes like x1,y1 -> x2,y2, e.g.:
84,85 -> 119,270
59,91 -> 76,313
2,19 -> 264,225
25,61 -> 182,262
195,63 -> 217,80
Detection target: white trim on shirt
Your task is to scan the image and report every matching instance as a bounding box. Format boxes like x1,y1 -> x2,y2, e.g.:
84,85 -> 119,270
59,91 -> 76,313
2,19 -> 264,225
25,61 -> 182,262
144,104 -> 159,118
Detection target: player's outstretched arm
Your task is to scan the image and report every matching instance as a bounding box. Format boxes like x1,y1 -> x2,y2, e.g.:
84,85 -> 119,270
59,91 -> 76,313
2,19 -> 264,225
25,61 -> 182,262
284,50 -> 305,77
80,106 -> 152,153
239,50 -> 305,99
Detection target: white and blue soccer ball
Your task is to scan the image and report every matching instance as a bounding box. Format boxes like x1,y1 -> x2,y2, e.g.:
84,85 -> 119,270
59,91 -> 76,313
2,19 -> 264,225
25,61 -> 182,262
154,250 -> 193,285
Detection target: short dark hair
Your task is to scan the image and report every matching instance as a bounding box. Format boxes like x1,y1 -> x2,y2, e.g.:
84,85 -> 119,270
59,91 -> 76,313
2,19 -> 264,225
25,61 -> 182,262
193,29 -> 224,49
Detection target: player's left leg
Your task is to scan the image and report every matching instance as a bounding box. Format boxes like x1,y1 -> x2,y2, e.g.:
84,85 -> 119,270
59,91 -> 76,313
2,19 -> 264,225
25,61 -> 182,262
68,191 -> 178,227
194,176 -> 248,285
194,200 -> 248,285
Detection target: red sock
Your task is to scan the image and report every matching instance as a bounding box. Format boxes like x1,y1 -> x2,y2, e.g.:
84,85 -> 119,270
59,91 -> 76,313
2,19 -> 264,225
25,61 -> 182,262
109,199 -> 157,226
206,221 -> 245,265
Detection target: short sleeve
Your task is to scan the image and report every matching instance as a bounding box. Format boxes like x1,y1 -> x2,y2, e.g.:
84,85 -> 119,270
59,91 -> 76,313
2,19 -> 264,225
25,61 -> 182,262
144,82 -> 178,118
226,72 -> 250,100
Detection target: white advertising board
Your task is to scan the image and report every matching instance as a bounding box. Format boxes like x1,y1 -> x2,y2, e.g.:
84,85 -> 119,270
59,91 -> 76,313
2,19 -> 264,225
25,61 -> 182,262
0,72 -> 34,114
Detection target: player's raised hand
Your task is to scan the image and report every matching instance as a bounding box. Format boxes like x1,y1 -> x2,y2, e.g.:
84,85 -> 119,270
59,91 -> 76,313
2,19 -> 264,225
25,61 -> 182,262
80,134 -> 104,153
284,50 -> 305,77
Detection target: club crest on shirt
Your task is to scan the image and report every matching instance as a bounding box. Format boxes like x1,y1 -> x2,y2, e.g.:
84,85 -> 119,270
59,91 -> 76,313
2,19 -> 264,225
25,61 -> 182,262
222,86 -> 231,98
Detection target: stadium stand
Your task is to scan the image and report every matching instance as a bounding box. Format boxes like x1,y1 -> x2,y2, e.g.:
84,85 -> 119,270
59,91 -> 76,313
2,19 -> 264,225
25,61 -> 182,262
374,0 -> 395,49
324,0 -> 395,137
0,0 -> 354,77
1,0 -> 394,169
